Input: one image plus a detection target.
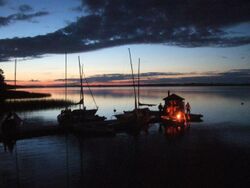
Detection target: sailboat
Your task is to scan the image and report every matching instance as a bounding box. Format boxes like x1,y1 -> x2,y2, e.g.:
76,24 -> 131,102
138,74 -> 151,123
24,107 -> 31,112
3,59 -> 23,127
1,59 -> 22,151
114,49 -> 154,127
137,58 -> 156,108
57,55 -> 106,126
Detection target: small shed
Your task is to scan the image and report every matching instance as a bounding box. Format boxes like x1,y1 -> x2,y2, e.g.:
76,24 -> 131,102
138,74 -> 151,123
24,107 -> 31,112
163,93 -> 185,116
163,94 -> 184,104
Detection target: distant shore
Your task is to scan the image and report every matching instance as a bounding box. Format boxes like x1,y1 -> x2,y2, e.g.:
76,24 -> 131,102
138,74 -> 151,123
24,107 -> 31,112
8,83 -> 250,88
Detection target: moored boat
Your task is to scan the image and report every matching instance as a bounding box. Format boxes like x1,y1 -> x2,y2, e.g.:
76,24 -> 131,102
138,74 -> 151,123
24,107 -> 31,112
57,55 -> 109,135
57,108 -> 106,125
114,49 -> 155,129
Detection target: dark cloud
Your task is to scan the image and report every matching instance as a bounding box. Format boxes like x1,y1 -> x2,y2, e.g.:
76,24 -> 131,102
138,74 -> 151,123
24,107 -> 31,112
218,69 -> 250,77
55,72 -> 196,82
1,0 -> 250,61
18,4 -> 33,12
11,11 -> 49,21
0,16 -> 10,26
0,11 -> 49,27
54,69 -> 250,84
0,0 -> 6,6
221,56 -> 228,59
155,69 -> 250,84
29,79 -> 40,82
70,6 -> 84,12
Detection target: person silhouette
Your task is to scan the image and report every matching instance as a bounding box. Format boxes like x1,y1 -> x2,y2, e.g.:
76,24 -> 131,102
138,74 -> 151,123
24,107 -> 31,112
158,103 -> 163,115
186,102 -> 191,114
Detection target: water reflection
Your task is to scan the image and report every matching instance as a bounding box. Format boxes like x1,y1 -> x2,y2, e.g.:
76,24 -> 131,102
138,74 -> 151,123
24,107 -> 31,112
1,113 -> 19,153
20,86 -> 250,100
157,121 -> 191,138
17,86 -> 250,125
0,122 -> 250,188
161,124 -> 189,138
0,86 -> 249,187
2,139 -> 16,153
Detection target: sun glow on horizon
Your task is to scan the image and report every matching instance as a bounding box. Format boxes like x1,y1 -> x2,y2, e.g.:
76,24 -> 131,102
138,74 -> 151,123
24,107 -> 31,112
1,44 -> 250,86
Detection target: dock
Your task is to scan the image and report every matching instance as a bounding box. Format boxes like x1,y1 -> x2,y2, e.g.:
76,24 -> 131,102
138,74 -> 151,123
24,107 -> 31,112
0,123 -> 63,143
148,110 -> 203,123
0,120 -> 119,143
0,111 -> 203,143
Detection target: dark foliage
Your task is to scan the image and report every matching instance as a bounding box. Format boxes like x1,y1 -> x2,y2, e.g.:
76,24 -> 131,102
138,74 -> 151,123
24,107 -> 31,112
0,68 -> 5,90
0,69 -> 5,113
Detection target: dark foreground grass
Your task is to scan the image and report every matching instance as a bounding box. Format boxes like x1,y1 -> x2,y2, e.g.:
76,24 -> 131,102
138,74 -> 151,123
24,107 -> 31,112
3,99 -> 74,111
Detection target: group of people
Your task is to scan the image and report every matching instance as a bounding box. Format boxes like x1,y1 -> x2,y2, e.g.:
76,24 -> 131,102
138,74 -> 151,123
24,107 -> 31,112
158,101 -> 191,115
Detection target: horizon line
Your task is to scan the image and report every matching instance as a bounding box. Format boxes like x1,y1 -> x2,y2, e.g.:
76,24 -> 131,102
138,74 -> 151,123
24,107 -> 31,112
6,83 -> 250,89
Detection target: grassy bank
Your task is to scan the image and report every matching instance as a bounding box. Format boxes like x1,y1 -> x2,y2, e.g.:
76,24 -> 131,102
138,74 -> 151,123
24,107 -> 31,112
0,90 -> 51,99
3,99 -> 74,111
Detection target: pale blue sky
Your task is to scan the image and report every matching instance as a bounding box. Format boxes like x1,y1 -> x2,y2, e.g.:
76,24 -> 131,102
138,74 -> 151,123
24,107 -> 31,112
1,44 -> 249,82
0,0 -> 82,39
0,0 -> 249,84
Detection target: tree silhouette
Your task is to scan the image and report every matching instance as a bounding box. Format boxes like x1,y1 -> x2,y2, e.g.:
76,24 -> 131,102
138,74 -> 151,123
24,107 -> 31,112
0,69 -> 6,112
0,68 -> 5,91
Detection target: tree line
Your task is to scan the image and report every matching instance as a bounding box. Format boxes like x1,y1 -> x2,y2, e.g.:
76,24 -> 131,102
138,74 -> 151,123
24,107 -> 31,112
0,69 -> 6,113
0,68 -> 6,91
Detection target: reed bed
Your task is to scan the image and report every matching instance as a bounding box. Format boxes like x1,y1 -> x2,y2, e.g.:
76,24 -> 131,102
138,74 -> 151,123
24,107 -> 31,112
3,99 -> 74,111
1,90 -> 51,99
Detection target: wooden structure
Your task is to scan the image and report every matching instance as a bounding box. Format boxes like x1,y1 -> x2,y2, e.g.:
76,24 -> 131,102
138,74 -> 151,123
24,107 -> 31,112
161,93 -> 189,127
163,94 -> 185,117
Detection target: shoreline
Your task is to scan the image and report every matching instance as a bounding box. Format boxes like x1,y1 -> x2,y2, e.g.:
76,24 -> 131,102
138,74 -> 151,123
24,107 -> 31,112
10,83 -> 250,89
2,99 -> 74,112
0,90 -> 51,99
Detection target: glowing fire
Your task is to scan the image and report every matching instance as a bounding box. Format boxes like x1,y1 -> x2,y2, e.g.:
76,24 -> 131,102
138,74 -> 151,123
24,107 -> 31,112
176,113 -> 181,120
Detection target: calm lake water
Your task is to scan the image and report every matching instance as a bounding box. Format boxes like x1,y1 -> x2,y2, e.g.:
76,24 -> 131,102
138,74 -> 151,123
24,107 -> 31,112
1,86 -> 250,188
16,86 -> 250,125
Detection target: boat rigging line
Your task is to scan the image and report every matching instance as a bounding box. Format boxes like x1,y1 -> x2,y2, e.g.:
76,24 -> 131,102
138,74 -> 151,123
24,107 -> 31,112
78,56 -> 98,109
128,48 -> 138,110
78,56 -> 84,109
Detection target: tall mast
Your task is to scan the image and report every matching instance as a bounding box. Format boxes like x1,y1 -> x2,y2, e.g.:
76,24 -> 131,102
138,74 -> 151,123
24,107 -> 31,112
137,58 -> 140,107
65,53 -> 67,102
78,56 -> 84,109
14,59 -> 17,90
128,48 -> 137,110
81,64 -> 98,109
81,63 -> 84,108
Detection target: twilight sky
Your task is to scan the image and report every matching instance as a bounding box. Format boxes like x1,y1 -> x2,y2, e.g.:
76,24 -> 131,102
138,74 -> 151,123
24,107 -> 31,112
0,0 -> 250,85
